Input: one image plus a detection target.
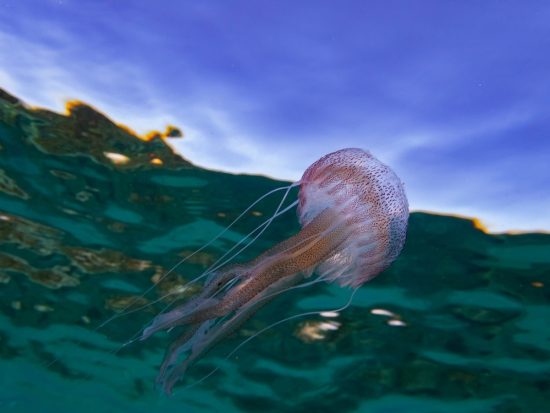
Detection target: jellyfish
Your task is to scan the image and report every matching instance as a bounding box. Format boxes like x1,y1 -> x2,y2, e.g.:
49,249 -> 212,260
140,148 -> 409,394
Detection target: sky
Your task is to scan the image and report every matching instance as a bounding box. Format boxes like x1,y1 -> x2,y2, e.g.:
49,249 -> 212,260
0,0 -> 548,232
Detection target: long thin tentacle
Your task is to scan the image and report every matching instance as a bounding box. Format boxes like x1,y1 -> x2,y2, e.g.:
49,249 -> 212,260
173,286 -> 359,393
97,183 -> 300,329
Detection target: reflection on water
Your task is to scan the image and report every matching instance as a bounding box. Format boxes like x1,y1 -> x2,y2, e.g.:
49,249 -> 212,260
0,88 -> 549,412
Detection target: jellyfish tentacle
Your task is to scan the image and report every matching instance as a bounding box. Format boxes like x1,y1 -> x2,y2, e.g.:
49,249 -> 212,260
113,199 -> 298,340
153,208 -> 352,393
127,196 -> 299,346
201,199 -> 299,279
155,323 -> 200,388
141,213 -> 341,341
123,199 -> 300,348
158,256 -> 339,390
98,183 -> 299,330
139,223 -> 314,344
159,270 -> 306,394
171,207 -> 351,326
181,286 -> 360,393
140,265 -> 250,340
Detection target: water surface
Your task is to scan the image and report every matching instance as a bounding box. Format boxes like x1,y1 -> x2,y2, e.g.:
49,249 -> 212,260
0,89 -> 549,413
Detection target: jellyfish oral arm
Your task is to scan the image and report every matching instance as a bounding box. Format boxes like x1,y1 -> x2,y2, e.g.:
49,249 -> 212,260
140,267 -> 246,340
163,207 -> 349,327
157,271 -> 301,394
143,207 -> 352,393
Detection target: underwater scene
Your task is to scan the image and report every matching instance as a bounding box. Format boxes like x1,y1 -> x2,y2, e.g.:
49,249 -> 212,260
0,88 -> 549,413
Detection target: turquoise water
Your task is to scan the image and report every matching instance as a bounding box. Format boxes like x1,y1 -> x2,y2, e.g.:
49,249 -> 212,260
1,90 -> 549,412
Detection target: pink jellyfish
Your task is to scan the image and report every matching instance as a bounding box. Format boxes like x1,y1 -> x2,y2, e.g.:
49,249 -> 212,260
140,148 -> 409,394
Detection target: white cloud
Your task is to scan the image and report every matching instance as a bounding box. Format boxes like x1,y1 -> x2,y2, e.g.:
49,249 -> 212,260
0,26 -> 547,233
0,28 -> 170,129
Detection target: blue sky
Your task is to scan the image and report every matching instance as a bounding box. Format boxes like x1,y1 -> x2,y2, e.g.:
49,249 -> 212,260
0,0 -> 548,232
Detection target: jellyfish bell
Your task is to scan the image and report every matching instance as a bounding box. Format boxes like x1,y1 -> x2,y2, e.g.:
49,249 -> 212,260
297,148 -> 409,287
140,147 -> 409,394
